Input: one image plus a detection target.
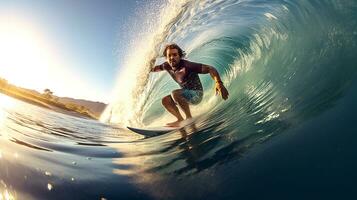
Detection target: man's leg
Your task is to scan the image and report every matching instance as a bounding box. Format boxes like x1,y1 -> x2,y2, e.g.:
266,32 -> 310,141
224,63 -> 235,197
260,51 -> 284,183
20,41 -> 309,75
171,89 -> 192,119
162,95 -> 184,126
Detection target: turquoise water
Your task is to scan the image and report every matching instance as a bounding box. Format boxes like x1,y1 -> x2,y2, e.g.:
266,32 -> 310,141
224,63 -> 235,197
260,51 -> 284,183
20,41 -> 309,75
1,0 -> 357,199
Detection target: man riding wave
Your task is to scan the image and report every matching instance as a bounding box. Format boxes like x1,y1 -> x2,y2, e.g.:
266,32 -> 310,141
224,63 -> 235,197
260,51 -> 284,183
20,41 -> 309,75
151,43 -> 229,127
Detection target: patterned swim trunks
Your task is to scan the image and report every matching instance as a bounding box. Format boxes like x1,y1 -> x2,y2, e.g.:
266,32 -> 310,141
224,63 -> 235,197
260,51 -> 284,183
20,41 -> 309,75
181,89 -> 203,105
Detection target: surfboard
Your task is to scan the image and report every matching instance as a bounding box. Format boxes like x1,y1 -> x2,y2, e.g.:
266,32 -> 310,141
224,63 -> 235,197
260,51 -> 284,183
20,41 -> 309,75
127,126 -> 180,137
127,118 -> 197,137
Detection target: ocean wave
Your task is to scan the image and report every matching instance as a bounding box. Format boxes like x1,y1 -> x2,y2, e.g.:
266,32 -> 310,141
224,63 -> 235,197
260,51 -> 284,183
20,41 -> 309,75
103,0 -> 357,132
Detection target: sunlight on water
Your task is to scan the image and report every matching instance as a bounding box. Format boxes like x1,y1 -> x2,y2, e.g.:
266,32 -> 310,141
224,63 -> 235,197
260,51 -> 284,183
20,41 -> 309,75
0,111 -> 5,129
0,95 -> 17,109
0,95 -> 17,129
0,95 -> 13,135
0,189 -> 15,200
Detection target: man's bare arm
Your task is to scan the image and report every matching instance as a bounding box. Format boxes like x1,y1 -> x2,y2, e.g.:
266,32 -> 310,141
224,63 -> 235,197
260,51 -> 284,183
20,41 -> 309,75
150,59 -> 164,72
151,65 -> 164,72
201,65 -> 229,100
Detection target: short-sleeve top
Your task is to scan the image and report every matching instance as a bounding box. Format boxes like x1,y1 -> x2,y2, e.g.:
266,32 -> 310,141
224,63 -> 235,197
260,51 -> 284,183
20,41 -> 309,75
157,59 -> 203,91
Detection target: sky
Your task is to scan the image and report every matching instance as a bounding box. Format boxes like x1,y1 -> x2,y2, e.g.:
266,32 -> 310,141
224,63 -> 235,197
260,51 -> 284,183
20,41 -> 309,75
0,0 -> 143,103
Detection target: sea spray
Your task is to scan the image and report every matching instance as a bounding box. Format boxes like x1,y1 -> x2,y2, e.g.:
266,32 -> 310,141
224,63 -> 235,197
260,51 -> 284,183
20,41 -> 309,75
101,0 -> 191,126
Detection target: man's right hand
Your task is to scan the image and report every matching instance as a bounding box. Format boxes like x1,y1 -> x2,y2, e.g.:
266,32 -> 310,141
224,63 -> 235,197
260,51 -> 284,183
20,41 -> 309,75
150,58 -> 156,66
149,58 -> 156,72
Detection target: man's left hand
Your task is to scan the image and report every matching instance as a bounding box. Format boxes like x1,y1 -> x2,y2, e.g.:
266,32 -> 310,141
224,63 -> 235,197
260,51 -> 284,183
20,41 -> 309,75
215,82 -> 229,100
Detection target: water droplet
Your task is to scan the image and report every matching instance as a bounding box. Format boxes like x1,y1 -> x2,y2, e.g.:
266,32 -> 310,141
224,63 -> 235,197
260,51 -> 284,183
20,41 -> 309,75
72,161 -> 77,165
47,183 -> 53,191
86,157 -> 92,160
71,177 -> 75,181
45,171 -> 52,176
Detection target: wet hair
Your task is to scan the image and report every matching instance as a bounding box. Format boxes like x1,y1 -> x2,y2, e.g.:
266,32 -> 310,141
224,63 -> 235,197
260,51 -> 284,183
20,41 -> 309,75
162,43 -> 186,58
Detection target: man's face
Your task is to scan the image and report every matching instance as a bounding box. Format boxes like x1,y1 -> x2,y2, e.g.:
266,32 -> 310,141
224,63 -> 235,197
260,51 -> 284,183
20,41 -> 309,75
166,48 -> 181,68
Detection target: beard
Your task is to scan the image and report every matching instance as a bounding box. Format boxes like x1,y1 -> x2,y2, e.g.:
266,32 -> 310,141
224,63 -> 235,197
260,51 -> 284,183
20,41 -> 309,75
169,59 -> 179,68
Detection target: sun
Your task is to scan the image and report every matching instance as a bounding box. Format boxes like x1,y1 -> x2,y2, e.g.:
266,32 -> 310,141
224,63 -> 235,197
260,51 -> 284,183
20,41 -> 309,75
0,15 -> 60,92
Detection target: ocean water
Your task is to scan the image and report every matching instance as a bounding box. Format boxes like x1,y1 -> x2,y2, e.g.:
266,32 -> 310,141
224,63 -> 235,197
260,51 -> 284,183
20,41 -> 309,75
1,0 -> 357,199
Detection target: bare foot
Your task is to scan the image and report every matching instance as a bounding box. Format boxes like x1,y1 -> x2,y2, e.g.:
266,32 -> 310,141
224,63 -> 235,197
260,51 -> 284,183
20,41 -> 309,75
166,120 -> 183,127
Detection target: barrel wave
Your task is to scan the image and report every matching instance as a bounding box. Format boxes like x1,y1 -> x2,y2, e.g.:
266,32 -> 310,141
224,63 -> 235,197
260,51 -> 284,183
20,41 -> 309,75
103,0 -> 357,131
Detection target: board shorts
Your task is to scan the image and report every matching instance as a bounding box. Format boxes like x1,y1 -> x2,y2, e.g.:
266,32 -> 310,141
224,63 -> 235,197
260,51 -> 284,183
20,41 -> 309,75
180,89 -> 203,105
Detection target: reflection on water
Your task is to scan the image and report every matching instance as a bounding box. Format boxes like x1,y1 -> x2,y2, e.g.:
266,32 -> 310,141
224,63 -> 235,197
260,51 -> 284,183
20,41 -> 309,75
0,189 -> 15,200
0,95 -> 14,133
0,94 -> 152,199
1,65 -> 356,200
0,77 -> 356,200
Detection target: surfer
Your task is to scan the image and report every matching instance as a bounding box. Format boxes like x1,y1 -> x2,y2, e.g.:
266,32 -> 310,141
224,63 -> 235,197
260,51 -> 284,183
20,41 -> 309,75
150,43 -> 229,127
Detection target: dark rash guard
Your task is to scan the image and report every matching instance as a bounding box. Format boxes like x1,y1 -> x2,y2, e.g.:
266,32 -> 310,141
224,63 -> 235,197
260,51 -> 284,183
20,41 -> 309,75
156,59 -> 204,91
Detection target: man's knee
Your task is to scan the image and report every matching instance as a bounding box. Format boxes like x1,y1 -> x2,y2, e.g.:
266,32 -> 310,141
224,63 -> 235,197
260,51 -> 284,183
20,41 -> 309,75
162,95 -> 174,106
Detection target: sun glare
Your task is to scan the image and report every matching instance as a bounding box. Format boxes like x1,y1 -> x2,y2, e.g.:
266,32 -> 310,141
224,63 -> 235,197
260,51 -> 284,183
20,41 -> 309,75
0,16 -> 57,90
0,15 -> 98,100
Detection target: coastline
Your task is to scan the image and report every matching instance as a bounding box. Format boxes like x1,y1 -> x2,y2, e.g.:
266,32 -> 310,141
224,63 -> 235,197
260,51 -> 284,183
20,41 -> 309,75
0,87 -> 99,120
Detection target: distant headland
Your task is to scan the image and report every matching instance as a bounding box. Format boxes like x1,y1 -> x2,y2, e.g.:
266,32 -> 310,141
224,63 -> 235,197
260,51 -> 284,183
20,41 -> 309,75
0,77 -> 107,120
